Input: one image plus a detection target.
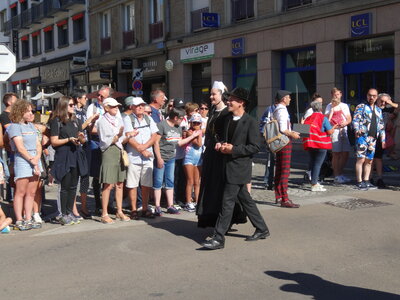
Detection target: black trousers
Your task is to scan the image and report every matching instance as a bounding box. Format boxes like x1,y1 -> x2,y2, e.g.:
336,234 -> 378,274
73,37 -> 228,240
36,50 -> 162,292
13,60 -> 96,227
214,183 -> 268,241
60,167 -> 79,215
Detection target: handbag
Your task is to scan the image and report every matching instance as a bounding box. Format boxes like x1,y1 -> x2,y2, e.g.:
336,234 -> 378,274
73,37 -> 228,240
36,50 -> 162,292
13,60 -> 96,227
121,149 -> 129,167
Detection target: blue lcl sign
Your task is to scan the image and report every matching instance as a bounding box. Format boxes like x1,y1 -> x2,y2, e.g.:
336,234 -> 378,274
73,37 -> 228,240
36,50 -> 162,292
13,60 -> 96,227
351,13 -> 372,37
202,13 -> 219,28
232,38 -> 245,56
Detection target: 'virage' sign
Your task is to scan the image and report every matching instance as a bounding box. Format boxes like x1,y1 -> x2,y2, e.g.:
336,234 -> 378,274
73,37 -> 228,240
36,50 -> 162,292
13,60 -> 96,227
180,43 -> 214,63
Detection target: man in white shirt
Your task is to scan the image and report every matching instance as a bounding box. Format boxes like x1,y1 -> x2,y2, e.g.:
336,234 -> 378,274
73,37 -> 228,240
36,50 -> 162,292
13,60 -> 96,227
123,97 -> 159,219
274,90 -> 301,208
324,87 -> 352,184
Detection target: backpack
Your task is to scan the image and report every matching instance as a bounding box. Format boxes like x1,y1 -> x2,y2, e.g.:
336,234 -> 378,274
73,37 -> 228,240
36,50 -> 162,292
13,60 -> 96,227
263,107 -> 289,153
128,114 -> 151,129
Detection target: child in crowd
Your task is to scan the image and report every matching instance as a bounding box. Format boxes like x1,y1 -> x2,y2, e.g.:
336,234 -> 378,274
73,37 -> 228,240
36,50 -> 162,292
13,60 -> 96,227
0,204 -> 12,234
328,98 -> 346,126
183,113 -> 203,212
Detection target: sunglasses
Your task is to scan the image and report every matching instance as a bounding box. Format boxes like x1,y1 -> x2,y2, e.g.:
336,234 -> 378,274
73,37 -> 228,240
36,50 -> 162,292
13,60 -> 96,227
68,103 -> 75,107
145,111 -> 152,114
199,107 -> 209,110
108,105 -> 119,108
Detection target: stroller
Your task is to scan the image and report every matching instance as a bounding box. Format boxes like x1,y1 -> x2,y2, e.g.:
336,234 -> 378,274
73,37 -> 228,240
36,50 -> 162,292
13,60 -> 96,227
303,151 -> 333,183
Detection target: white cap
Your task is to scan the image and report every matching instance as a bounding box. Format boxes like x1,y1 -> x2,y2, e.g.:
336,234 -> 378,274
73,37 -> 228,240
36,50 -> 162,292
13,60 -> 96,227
189,113 -> 202,123
132,97 -> 146,106
103,98 -> 121,107
212,81 -> 227,92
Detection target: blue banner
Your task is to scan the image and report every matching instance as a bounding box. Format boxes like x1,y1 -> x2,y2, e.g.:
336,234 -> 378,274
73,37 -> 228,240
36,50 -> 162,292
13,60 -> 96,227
232,38 -> 245,56
351,13 -> 372,37
202,13 -> 219,28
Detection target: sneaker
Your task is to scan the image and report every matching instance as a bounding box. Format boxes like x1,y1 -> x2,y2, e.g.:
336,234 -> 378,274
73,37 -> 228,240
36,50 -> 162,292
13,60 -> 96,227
334,176 -> 346,184
340,175 -> 351,183
59,215 -> 74,226
355,181 -> 368,191
364,181 -> 377,190
183,202 -> 196,212
173,204 -> 182,211
1,226 -> 11,234
33,213 -> 43,224
14,220 -> 32,231
376,178 -> 386,189
311,185 -> 327,192
27,219 -> 42,229
73,214 -> 84,222
166,206 -> 180,214
68,214 -> 81,224
154,206 -> 163,216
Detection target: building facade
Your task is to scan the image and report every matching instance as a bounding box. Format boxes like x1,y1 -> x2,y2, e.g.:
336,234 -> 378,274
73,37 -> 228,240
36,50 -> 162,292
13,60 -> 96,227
1,0 -> 88,108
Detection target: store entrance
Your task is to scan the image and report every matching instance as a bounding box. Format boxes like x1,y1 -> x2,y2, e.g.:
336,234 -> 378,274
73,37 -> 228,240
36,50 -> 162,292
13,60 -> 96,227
192,62 -> 211,104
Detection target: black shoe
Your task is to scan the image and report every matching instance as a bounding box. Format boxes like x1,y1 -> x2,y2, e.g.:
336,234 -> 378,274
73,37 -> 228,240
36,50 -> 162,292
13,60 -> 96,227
376,178 -> 386,189
245,230 -> 270,241
201,238 -> 225,250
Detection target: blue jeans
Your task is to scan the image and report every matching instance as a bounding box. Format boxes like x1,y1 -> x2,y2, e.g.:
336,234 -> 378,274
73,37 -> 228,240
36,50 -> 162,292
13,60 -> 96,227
153,158 -> 175,189
308,149 -> 327,184
263,150 -> 275,187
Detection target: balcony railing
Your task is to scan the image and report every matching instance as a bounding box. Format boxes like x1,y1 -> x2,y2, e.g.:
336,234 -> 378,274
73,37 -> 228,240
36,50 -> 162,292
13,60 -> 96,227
2,0 -> 85,35
283,0 -> 312,11
122,30 -> 135,48
101,37 -> 111,53
149,22 -> 163,41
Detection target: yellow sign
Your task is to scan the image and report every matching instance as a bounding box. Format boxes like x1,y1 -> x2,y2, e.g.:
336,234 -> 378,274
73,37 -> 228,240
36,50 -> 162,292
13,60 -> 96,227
350,90 -> 355,98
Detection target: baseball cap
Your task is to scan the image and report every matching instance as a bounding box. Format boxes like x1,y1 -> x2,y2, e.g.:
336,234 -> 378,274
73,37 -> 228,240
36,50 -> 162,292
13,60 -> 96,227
103,98 -> 121,107
132,97 -> 146,106
173,98 -> 185,108
189,113 -> 202,123
124,96 -> 134,106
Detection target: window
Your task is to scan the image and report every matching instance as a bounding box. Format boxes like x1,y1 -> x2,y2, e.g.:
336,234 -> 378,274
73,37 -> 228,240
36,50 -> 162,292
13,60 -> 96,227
44,25 -> 54,52
100,12 -> 111,53
32,31 -> 41,55
282,47 -> 316,123
20,0 -> 28,11
57,20 -> 69,47
149,0 -> 163,40
191,7 -> 209,32
0,10 -> 6,32
283,0 -> 312,11
73,12 -> 85,42
10,4 -> 17,18
123,3 -> 135,47
231,0 -> 254,22
21,35 -> 29,58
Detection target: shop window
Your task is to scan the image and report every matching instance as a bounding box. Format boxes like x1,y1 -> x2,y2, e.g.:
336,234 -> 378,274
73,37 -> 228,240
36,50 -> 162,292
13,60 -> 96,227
57,20 -> 69,48
344,36 -> 394,106
100,11 -> 111,53
149,0 -> 163,40
123,3 -> 135,47
232,56 -> 258,117
191,7 -> 209,32
283,0 -> 312,11
73,13 -> 85,42
231,0 -> 254,22
281,47 -> 316,123
44,26 -> 54,52
21,36 -> 29,59
32,31 -> 41,56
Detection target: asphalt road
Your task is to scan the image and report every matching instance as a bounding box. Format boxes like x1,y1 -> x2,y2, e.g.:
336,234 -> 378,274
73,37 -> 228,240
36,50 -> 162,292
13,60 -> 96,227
1,162 -> 400,300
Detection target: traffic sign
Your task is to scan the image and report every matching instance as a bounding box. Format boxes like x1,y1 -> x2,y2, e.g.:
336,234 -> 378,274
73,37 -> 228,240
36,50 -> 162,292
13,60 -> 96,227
132,90 -> 143,96
132,79 -> 143,91
0,45 -> 16,82
133,68 -> 143,80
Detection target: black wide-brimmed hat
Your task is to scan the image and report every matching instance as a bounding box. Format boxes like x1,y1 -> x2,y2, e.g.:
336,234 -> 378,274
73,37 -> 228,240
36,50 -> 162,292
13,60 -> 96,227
225,87 -> 249,102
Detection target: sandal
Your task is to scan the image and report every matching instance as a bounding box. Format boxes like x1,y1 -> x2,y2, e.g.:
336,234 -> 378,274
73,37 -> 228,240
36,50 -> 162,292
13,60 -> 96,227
115,212 -> 130,222
101,215 -> 114,224
130,210 -> 140,220
141,210 -> 155,219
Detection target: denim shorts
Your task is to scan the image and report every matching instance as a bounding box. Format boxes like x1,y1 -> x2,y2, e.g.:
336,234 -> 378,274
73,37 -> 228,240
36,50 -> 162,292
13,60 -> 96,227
153,158 -> 175,190
183,146 -> 203,166
14,150 -> 43,181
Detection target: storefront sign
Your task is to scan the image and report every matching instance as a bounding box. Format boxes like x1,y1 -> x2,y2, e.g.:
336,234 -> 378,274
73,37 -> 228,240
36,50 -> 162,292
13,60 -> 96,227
100,69 -> 111,79
121,58 -> 133,70
40,61 -> 69,83
180,43 -> 214,63
202,13 -> 219,28
351,13 -> 372,37
232,38 -> 245,56
139,55 -> 166,76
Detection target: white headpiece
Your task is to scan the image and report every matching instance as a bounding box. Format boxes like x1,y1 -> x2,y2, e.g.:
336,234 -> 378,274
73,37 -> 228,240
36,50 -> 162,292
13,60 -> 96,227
212,81 -> 227,92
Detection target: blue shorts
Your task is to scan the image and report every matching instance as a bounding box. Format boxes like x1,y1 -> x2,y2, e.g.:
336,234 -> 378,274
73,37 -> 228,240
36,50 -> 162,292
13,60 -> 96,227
183,146 -> 203,166
355,136 -> 377,160
153,158 -> 175,190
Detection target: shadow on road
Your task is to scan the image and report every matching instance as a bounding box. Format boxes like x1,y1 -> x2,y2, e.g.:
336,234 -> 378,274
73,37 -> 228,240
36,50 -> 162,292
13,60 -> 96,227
147,218 -> 213,244
265,270 -> 400,300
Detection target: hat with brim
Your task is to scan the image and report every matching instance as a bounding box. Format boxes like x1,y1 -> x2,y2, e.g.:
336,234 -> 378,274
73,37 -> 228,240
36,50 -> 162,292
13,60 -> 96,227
103,98 -> 121,107
132,97 -> 146,106
275,90 -> 291,101
225,87 -> 249,102
189,113 -> 202,123
173,97 -> 185,108
124,96 -> 134,106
